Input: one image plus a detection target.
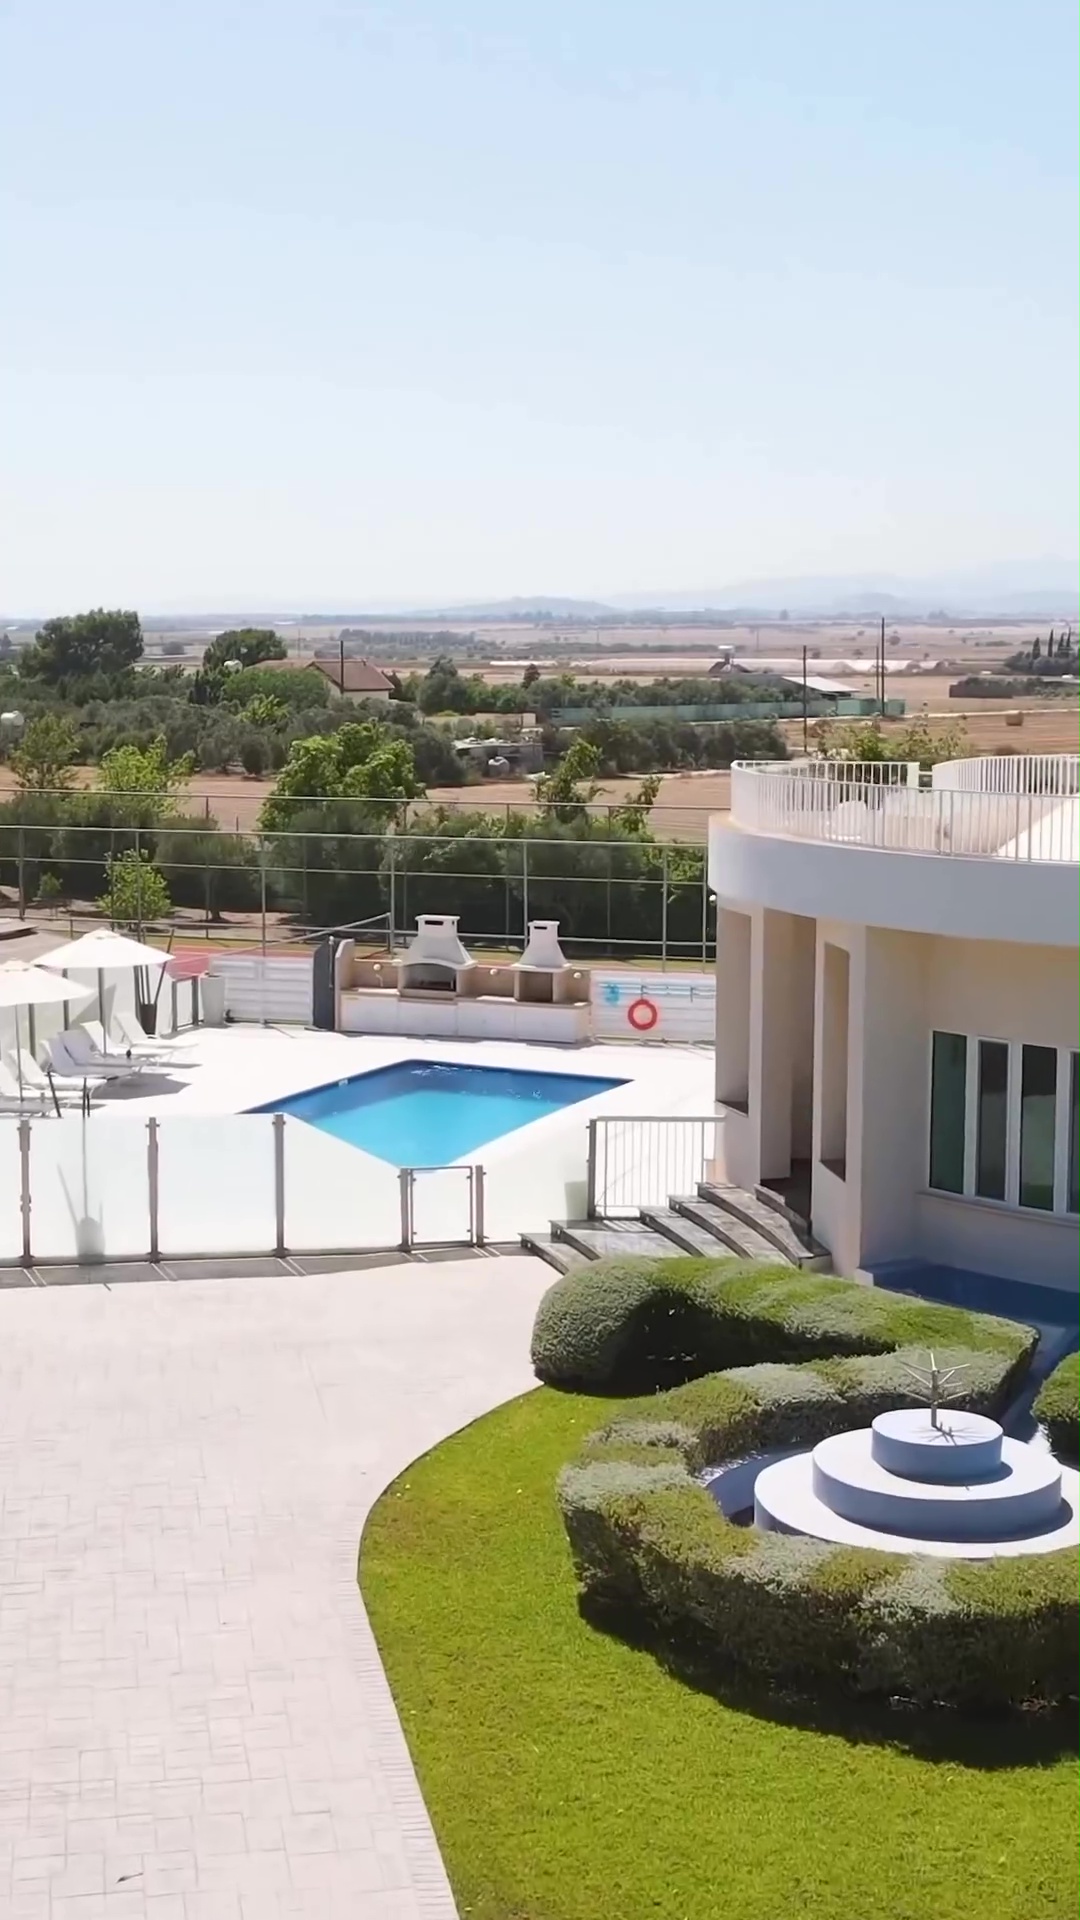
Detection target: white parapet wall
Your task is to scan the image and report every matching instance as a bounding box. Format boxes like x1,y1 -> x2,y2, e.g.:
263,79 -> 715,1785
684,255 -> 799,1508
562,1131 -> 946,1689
590,971 -> 715,1044
199,954 -> 715,1043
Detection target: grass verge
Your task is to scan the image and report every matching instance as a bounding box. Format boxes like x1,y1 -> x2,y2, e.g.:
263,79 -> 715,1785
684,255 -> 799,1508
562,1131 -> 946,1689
360,1387 -> 1078,1920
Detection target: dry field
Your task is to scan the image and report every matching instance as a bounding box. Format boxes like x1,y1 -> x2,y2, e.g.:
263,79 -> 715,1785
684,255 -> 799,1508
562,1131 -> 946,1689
0,765 -> 728,842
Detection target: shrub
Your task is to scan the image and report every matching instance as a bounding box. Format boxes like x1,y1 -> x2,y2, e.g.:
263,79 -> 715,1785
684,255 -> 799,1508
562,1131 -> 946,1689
541,1255 -> 1075,1710
531,1256 -> 1035,1395
1034,1352 -> 1079,1463
558,1351 -> 1076,1710
240,735 -> 268,776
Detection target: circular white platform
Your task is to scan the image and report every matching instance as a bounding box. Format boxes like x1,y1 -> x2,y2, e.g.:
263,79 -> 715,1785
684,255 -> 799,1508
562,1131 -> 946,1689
870,1408 -> 1004,1483
812,1428 -> 1062,1538
754,1450 -> 1080,1558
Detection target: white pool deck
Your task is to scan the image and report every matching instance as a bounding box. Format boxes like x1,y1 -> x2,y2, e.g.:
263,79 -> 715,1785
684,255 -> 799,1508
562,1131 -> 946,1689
9,1030 -> 717,1262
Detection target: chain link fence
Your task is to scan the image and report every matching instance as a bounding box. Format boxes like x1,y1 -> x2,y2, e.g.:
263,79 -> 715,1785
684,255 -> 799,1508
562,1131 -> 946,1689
0,801 -> 717,965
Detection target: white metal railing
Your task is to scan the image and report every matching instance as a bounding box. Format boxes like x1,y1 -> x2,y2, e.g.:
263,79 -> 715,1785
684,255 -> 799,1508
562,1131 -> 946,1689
931,753 -> 1080,796
729,759 -> 1079,862
0,1112 -> 486,1266
586,1114 -> 722,1217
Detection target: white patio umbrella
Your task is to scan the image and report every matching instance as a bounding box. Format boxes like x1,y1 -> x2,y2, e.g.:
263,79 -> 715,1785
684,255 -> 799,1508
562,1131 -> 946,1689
37,926 -> 168,1033
0,960 -> 95,1102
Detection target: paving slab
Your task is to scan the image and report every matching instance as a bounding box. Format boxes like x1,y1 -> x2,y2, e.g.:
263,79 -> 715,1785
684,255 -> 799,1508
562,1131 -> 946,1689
0,1256 -> 552,1918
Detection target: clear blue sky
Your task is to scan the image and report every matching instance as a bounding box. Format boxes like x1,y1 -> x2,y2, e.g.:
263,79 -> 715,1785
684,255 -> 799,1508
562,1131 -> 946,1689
1,0 -> 1076,613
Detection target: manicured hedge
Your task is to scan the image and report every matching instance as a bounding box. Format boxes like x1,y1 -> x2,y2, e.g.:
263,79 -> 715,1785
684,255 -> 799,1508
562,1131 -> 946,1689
531,1256 -> 1036,1394
1034,1351 -> 1079,1463
559,1354 -> 1077,1710
542,1257 -> 1075,1710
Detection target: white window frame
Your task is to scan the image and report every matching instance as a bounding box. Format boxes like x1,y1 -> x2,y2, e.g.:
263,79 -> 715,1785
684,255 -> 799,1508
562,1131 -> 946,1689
928,1032 -> 1079,1219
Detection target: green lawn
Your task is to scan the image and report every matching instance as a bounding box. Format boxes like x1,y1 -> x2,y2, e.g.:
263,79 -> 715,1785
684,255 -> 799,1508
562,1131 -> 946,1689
360,1388 -> 1078,1920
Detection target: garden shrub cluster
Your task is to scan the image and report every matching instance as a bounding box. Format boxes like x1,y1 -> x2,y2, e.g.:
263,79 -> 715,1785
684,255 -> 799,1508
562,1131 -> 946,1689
1034,1351 -> 1079,1463
541,1258 -> 1077,1710
531,1255 -> 1034,1394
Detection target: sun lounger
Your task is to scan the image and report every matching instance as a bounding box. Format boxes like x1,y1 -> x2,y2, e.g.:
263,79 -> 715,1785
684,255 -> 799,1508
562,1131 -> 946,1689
111,1009 -> 197,1055
49,1034 -> 144,1082
83,1019 -> 191,1066
7,1050 -> 85,1107
0,1057 -> 50,1110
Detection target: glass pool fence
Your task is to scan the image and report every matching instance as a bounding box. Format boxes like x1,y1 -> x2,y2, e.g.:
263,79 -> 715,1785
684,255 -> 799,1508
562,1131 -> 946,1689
0,1112 -> 487,1266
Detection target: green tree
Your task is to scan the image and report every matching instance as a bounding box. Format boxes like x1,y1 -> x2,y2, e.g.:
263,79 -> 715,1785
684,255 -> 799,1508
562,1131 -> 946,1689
811,714 -> 967,770
534,737 -> 601,822
20,608 -> 143,684
242,692 -> 288,729
98,849 -> 171,930
609,773 -> 661,836
417,656 -> 474,715
10,713 -> 80,791
261,722 -> 422,832
97,734 -> 195,824
202,627 -> 286,673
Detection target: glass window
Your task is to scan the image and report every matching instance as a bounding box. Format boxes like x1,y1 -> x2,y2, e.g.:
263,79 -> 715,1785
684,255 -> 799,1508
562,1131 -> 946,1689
929,1032 -> 966,1194
1019,1045 -> 1057,1211
975,1040 -> 1008,1201
1068,1053 -> 1079,1217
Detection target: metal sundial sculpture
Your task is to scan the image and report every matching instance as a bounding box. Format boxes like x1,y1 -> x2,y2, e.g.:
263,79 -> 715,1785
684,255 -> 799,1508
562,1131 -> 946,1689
900,1350 -> 971,1430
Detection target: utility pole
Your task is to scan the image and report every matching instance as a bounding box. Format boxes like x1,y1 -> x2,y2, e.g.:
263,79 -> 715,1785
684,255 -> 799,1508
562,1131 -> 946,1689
801,644 -> 809,754
879,615 -> 886,716
339,629 -> 346,695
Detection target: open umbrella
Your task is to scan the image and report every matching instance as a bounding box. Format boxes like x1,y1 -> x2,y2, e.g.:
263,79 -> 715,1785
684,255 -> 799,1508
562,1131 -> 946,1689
37,926 -> 168,1035
0,960 -> 95,1103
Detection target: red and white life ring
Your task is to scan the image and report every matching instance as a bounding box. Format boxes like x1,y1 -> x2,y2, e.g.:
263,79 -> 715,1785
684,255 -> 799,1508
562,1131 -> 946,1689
627,995 -> 659,1033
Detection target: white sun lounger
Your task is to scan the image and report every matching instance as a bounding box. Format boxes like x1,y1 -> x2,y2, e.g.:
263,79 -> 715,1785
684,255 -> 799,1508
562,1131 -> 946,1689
7,1050 -> 85,1107
83,1019 -> 191,1066
0,1058 -> 51,1111
111,1009 -> 198,1055
50,1034 -> 145,1082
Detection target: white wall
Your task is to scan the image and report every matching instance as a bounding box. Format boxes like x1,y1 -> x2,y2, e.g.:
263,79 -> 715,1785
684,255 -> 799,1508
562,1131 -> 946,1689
710,817 -> 1078,947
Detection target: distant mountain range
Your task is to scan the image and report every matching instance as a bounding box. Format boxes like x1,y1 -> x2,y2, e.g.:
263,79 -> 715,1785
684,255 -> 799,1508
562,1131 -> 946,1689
604,564 -> 1078,618
375,564 -> 1078,623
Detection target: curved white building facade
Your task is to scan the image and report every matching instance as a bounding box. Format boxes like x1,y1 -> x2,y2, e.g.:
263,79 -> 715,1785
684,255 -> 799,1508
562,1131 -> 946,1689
708,756 -> 1079,1291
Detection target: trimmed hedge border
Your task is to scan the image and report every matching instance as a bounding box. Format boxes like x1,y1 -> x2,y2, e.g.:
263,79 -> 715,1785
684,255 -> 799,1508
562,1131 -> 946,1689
544,1258 -> 1077,1710
532,1255 -> 1034,1393
1034,1352 -> 1079,1464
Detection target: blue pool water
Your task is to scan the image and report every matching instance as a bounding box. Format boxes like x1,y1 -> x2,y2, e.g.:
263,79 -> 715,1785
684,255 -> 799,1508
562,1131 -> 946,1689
253,1059 -> 626,1166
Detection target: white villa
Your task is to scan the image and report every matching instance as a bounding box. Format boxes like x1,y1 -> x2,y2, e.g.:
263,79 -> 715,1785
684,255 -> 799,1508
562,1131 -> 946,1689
709,754 -> 1079,1292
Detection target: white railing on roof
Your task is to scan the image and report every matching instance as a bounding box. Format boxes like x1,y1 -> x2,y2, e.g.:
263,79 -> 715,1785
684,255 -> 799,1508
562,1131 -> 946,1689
931,753 -> 1080,797
730,759 -> 1079,862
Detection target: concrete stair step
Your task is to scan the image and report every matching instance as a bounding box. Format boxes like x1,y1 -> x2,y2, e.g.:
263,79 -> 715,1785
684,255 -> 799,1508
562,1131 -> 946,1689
670,1197 -> 781,1263
639,1206 -> 743,1258
519,1232 -> 590,1275
553,1219 -> 678,1263
698,1182 -> 829,1268
754,1183 -> 813,1233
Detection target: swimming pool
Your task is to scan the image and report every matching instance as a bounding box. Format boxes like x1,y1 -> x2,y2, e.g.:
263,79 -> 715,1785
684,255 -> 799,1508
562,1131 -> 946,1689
253,1058 -> 627,1166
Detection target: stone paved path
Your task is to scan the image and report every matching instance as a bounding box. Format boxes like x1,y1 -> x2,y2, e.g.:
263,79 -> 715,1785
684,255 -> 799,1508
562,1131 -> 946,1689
0,1257 -> 552,1919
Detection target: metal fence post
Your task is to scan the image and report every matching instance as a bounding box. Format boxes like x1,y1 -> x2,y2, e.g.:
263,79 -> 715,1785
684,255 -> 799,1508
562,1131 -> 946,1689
472,1165 -> 486,1246
398,1168 -> 413,1250
661,845 -> 669,969
273,1113 -> 286,1255
18,1117 -> 31,1264
133,824 -> 143,942
147,1118 -> 160,1261
388,832 -> 397,949
16,824 -> 26,920
585,1120 -> 598,1219
521,837 -> 529,939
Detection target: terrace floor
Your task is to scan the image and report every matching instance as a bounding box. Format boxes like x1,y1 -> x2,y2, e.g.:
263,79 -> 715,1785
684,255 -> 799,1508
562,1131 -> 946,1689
0,1254 -> 551,1918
